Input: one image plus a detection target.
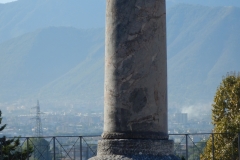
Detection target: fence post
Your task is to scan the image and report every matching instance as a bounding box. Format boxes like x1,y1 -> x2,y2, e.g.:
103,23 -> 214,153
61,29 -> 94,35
186,134 -> 188,160
86,145 -> 89,159
80,136 -> 82,160
0,137 -> 2,160
53,137 -> 56,160
238,133 -> 240,160
27,137 -> 29,160
212,133 -> 215,160
74,146 -> 75,159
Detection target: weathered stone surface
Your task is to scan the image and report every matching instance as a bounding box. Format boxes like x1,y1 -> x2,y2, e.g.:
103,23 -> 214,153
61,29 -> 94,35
104,0 -> 168,140
89,155 -> 180,160
90,0 -> 179,159
102,132 -> 168,140
95,139 -> 173,156
89,139 -> 180,160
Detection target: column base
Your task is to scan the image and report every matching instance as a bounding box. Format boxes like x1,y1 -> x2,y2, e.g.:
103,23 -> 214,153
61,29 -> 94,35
89,139 -> 180,160
102,132 -> 169,139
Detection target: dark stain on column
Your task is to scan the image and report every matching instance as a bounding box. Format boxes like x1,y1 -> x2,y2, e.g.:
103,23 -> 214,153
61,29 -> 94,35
115,108 -> 132,131
132,122 -> 154,131
119,55 -> 134,76
129,88 -> 147,113
121,82 -> 130,91
154,89 -> 160,106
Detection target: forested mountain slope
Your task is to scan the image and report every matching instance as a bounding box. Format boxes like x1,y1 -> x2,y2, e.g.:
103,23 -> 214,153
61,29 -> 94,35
0,3 -> 239,112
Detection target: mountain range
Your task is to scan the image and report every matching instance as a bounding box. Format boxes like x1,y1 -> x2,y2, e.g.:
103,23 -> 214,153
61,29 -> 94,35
167,4 -> 240,109
0,0 -> 239,114
167,0 -> 240,8
0,0 -> 105,43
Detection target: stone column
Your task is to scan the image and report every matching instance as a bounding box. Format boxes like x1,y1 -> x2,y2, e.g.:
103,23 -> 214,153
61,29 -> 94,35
90,0 -> 179,159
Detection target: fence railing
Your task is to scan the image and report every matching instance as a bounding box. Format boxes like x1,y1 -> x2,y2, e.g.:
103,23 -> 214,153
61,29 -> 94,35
170,133 -> 240,160
1,133 -> 240,160
0,135 -> 100,160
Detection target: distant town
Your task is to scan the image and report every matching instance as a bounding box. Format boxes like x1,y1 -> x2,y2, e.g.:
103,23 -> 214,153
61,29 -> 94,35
0,102 -> 212,137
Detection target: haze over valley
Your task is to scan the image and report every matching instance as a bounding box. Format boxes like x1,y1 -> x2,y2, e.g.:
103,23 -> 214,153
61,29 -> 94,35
0,0 -> 239,135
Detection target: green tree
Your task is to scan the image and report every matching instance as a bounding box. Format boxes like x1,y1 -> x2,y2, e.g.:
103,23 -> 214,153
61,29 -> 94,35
201,73 -> 240,160
26,138 -> 52,160
188,139 -> 206,160
0,110 -> 33,160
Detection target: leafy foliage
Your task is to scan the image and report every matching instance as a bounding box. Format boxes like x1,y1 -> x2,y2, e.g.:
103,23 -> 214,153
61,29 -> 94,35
0,110 -> 33,160
26,138 -> 52,160
188,140 -> 206,160
201,73 -> 240,159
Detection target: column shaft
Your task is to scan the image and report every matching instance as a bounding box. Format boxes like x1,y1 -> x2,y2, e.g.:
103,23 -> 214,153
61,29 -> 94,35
103,0 -> 168,140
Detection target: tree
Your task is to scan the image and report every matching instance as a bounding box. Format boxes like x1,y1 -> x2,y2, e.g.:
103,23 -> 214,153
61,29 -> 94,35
188,139 -> 206,160
25,138 -> 52,160
201,73 -> 240,159
0,110 -> 33,160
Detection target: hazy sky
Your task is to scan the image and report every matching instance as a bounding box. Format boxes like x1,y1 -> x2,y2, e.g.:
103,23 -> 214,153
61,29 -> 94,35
0,0 -> 16,3
0,0 -> 240,6
0,0 -> 239,7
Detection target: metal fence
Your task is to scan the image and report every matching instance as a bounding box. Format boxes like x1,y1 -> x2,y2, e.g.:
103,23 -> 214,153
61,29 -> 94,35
170,133 -> 240,160
0,136 -> 100,160
1,133 -> 240,160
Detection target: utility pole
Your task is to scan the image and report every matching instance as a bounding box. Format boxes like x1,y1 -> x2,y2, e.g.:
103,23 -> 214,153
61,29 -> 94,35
32,100 -> 43,137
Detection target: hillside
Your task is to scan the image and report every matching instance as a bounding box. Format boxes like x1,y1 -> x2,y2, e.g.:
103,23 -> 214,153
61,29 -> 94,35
0,27 -> 104,104
167,4 -> 240,107
0,0 -> 105,42
167,0 -> 240,8
0,4 -> 239,113
0,0 -> 239,43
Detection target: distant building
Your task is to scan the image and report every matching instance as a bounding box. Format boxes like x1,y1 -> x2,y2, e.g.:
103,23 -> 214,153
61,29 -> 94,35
174,113 -> 188,124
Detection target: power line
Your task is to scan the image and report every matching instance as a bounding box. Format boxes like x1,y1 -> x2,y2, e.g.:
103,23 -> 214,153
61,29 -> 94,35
32,100 -> 43,137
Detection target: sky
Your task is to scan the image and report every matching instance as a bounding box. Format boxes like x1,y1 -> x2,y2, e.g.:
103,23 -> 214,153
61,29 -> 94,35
0,0 -> 239,7
0,0 -> 16,3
